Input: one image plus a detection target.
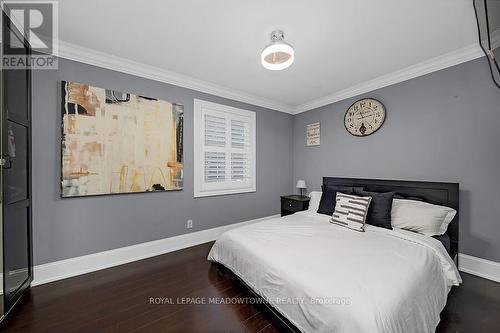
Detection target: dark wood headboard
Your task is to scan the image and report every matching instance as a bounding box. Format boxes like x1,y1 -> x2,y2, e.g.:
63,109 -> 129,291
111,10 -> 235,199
323,177 -> 459,260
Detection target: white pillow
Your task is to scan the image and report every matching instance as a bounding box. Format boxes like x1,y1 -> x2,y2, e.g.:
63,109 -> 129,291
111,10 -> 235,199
391,199 -> 456,236
308,191 -> 322,212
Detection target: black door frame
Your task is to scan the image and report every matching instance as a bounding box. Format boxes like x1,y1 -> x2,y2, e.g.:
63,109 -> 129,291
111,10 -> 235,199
1,11 -> 33,316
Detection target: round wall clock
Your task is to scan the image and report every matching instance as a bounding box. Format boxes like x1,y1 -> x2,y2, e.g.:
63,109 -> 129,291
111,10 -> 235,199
344,98 -> 386,136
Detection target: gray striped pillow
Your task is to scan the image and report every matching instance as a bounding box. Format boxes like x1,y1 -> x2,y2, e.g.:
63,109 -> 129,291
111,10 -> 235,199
330,193 -> 372,232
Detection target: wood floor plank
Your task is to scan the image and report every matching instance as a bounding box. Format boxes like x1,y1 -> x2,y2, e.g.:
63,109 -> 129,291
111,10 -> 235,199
257,324 -> 280,333
243,312 -> 272,333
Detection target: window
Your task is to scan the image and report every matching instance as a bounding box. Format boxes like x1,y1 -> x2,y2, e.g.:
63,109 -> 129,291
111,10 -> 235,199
194,99 -> 256,197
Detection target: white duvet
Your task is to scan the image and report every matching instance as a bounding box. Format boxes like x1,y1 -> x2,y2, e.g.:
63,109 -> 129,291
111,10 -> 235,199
208,211 -> 461,333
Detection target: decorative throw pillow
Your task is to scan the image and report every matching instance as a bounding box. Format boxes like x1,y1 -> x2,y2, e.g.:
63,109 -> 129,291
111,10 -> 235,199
391,199 -> 457,236
330,193 -> 372,232
354,189 -> 395,229
317,185 -> 354,216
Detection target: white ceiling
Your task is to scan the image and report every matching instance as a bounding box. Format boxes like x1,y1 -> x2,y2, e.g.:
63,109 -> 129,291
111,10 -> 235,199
58,0 -> 479,113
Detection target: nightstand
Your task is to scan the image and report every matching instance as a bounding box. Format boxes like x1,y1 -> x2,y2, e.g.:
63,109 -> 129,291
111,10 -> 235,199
281,195 -> 310,217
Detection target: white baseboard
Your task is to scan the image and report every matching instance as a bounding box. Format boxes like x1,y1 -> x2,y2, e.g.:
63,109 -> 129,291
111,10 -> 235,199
459,253 -> 500,283
32,214 -> 279,286
33,218 -> 500,287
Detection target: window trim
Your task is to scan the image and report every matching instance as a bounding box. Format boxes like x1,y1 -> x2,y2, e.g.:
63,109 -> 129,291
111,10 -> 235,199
194,99 -> 256,198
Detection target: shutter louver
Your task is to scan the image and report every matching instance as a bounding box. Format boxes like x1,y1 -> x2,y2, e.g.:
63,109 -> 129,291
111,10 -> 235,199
231,153 -> 249,181
231,119 -> 249,181
204,152 -> 225,182
204,114 -> 226,147
231,119 -> 246,148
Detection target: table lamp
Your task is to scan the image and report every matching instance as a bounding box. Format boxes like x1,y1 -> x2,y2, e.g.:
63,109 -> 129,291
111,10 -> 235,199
296,180 -> 307,197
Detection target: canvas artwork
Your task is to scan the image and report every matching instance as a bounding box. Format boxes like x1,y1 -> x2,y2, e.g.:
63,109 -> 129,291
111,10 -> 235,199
61,81 -> 184,197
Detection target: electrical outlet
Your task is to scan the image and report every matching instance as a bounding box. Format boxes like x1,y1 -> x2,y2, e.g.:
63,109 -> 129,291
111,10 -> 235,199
186,219 -> 193,229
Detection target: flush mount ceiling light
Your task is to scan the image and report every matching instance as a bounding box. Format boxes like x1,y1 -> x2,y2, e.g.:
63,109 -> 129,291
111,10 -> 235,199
261,30 -> 294,71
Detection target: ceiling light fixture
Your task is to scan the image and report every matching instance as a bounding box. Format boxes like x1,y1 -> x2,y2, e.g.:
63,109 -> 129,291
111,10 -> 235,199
261,30 -> 294,71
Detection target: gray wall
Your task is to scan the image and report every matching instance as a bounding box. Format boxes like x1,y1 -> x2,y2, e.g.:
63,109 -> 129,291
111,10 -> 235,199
33,56 -> 500,265
293,57 -> 500,262
32,58 -> 294,265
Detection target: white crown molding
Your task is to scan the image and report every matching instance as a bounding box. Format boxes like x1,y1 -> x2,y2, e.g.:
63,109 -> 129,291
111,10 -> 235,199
55,40 -> 485,115
459,253 -> 500,283
292,44 -> 485,114
32,214 -> 279,286
57,40 -> 295,114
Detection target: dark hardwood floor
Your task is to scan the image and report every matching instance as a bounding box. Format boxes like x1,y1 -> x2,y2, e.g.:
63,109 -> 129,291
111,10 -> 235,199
1,242 -> 499,332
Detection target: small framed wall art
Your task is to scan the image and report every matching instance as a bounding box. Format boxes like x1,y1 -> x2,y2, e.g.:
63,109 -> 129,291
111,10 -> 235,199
306,122 -> 320,146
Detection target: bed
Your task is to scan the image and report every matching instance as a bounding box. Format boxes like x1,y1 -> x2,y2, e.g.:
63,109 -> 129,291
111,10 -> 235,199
208,177 -> 461,333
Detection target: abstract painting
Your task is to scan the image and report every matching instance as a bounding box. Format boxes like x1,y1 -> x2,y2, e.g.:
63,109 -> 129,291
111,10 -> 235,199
61,81 -> 183,197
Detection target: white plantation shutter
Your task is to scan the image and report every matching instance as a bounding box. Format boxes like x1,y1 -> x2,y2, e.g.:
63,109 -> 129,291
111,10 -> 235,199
230,119 -> 251,181
205,151 -> 225,182
231,119 -> 246,148
231,152 -> 248,181
194,100 -> 256,197
204,114 -> 226,183
205,115 -> 226,147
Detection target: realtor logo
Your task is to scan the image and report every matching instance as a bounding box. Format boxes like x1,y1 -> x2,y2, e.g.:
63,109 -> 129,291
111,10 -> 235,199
1,0 -> 58,69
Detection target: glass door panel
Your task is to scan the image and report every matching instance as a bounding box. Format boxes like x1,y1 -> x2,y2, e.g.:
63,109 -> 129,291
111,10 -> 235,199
1,11 -> 32,312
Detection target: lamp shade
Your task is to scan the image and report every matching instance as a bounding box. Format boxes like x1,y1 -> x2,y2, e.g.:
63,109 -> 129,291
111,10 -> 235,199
261,30 -> 294,71
296,180 -> 307,189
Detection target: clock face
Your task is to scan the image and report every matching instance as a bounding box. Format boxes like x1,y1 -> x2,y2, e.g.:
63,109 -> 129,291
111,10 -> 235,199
344,98 -> 386,136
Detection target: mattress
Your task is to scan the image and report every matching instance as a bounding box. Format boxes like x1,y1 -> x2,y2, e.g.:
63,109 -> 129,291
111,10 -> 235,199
208,211 -> 461,333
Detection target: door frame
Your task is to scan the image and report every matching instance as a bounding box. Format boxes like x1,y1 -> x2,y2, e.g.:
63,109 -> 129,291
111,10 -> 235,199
1,10 -> 33,315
